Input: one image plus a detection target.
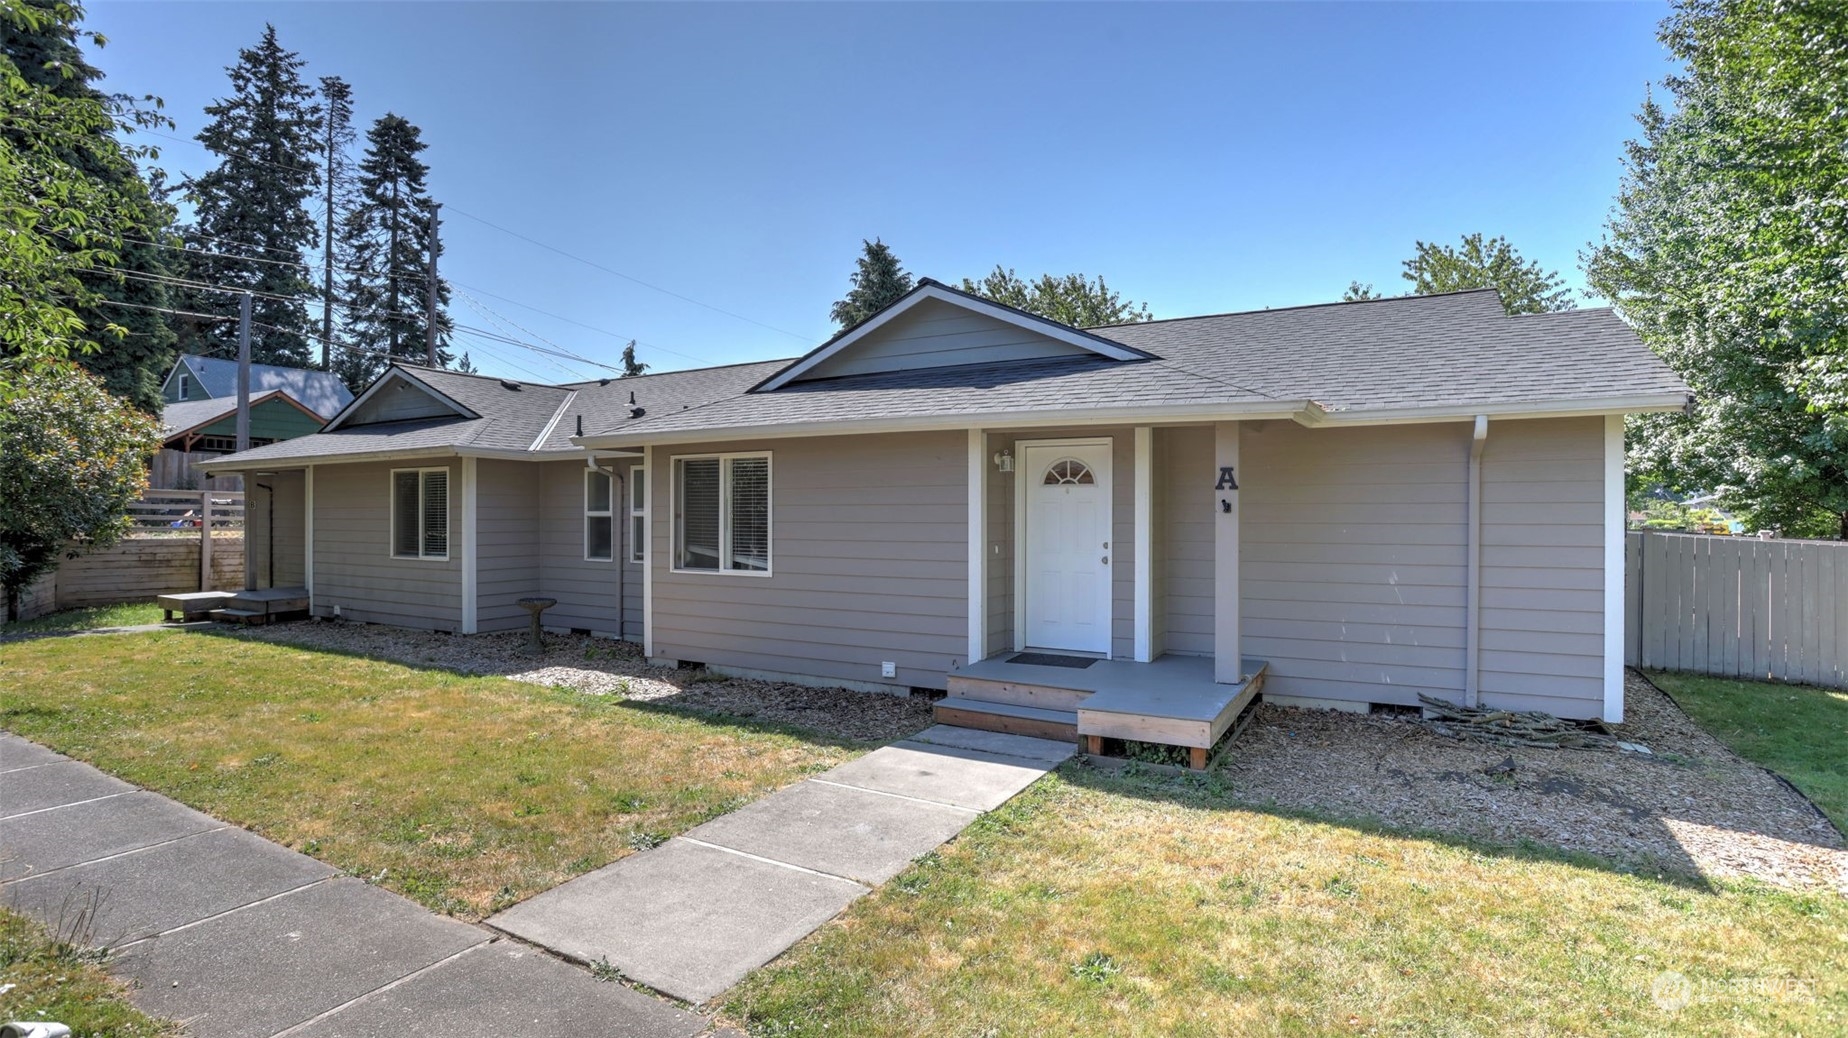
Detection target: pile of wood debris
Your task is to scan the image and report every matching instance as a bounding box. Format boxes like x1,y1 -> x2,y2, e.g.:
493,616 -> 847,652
1417,694 -> 1651,753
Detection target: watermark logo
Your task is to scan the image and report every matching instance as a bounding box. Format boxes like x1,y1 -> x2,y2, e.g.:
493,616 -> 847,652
1651,971 -> 1693,1012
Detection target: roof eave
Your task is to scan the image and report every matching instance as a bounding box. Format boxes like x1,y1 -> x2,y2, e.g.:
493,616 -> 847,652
1296,392 -> 1692,427
203,443 -> 587,474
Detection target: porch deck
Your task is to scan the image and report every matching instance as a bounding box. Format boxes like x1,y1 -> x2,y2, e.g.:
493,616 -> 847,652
210,586 -> 310,625
939,654 -> 1268,769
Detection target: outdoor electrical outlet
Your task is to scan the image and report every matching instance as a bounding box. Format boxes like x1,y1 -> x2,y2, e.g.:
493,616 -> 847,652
881,661 -> 896,679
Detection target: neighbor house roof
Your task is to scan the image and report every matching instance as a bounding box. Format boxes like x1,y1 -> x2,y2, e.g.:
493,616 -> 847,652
208,284 -> 1690,470
171,354 -> 354,418
160,391 -> 316,440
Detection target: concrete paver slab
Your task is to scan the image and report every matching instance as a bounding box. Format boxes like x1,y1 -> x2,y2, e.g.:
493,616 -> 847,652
905,724 -> 1078,765
0,759 -> 134,818
0,732 -> 69,774
490,837 -> 866,1004
112,877 -> 487,1038
822,741 -> 1053,812
0,790 -> 222,881
687,779 -> 974,885
294,941 -> 707,1038
4,827 -> 335,947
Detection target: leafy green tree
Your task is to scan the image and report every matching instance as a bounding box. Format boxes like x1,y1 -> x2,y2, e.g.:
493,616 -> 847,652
960,266 -> 1153,327
1342,281 -> 1381,302
619,339 -> 648,377
338,113 -> 449,387
182,24 -> 321,366
0,0 -> 173,392
0,0 -> 175,412
829,238 -> 913,329
1403,233 -> 1574,315
1584,0 -> 1848,538
0,362 -> 161,621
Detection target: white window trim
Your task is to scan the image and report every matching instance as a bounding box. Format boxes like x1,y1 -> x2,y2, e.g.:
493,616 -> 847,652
585,467 -> 615,562
177,374 -> 191,400
670,451 -> 772,578
389,467 -> 451,562
628,465 -> 647,564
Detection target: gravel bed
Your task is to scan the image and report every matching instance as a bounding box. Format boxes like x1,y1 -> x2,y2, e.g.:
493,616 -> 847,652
230,619 -> 935,744
1215,670 -> 1846,893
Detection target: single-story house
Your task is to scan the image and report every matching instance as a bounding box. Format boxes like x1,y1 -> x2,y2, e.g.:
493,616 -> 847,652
207,282 -> 1688,758
154,354 -> 355,489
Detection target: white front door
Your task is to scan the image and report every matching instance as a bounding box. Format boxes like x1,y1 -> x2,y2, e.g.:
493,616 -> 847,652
1020,440 -> 1113,654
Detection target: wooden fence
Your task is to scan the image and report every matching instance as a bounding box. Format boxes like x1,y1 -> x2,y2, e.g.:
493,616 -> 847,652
1626,531 -> 1848,687
8,491 -> 247,623
149,449 -> 243,492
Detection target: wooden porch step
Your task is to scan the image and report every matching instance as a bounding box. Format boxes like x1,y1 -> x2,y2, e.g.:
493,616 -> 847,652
158,591 -> 236,622
210,608 -> 269,626
227,591 -> 309,615
932,696 -> 1079,743
944,674 -> 1091,711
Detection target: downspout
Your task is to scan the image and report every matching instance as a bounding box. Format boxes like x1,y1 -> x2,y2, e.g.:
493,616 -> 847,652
589,453 -> 624,638
1465,416 -> 1488,708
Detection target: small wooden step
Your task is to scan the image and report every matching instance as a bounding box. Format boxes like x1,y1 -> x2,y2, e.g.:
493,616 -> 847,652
158,591 -> 236,622
944,675 -> 1091,711
933,696 -> 1078,742
229,595 -> 309,614
210,608 -> 269,626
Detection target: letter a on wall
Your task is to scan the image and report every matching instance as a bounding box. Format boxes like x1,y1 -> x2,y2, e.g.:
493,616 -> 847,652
1214,466 -> 1239,491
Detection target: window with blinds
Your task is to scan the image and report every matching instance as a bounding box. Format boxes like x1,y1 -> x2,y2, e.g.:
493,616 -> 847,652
585,469 -> 614,561
391,468 -> 449,560
629,466 -> 646,563
674,453 -> 771,574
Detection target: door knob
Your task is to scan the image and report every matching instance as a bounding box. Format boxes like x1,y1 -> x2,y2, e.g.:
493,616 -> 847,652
1101,555 -> 1109,565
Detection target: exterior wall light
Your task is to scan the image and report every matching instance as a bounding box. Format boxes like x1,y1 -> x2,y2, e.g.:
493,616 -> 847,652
992,449 -> 1013,473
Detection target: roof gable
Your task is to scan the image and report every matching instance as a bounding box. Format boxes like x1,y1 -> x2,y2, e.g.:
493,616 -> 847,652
328,367 -> 479,429
164,354 -> 354,416
755,280 -> 1151,392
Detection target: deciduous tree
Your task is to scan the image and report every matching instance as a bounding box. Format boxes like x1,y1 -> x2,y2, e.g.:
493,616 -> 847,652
0,362 -> 161,621
1584,0 -> 1848,537
1403,233 -> 1574,315
960,267 -> 1153,327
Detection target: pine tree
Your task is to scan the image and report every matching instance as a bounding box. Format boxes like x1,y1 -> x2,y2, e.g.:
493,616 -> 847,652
0,0 -> 176,412
338,113 -> 449,388
316,75 -> 357,372
619,340 -> 648,377
829,238 -> 913,329
183,24 -> 320,366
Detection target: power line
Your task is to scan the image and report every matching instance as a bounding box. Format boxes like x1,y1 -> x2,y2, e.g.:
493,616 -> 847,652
457,289 -> 610,372
133,126 -> 321,177
448,278 -> 714,367
446,206 -> 811,342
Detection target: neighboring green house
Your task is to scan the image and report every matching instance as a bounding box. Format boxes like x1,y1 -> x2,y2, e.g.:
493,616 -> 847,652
154,355 -> 355,489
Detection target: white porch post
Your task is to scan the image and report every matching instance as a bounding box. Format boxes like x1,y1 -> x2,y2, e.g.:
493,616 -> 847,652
967,429 -> 986,666
1602,414 -> 1625,723
303,466 -> 314,610
642,445 -> 655,660
1214,422 -> 1242,683
460,456 -> 477,635
1133,426 -> 1153,662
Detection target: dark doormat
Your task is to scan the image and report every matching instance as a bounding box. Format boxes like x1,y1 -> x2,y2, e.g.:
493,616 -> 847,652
1007,652 -> 1097,669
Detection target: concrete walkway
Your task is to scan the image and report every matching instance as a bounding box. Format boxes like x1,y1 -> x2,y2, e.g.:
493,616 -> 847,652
0,732 -> 706,1038
490,725 -> 1075,1004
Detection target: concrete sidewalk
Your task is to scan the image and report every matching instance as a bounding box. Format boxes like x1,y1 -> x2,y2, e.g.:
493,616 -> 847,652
490,725 -> 1074,1004
0,732 -> 706,1038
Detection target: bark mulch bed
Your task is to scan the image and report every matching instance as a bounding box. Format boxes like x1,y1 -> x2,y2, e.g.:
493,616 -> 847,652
1215,669 -> 1846,894
231,619 -> 935,745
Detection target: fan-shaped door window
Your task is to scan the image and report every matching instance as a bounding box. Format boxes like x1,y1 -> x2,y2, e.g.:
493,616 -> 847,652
1042,459 -> 1096,486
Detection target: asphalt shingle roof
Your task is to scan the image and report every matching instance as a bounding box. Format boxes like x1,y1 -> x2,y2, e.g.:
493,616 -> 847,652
212,288 -> 1688,468
177,354 -> 354,418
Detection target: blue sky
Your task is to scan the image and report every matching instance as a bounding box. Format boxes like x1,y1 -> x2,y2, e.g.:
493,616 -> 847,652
87,1 -> 1674,381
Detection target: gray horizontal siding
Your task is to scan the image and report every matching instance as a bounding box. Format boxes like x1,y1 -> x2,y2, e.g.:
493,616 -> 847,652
475,460 -> 540,633
1159,426 -> 1214,656
248,470 -> 306,589
650,432 -> 967,690
1240,421 -> 1469,707
800,297 -> 1091,381
1477,416 -> 1606,716
537,459 -> 626,637
310,459 -> 460,630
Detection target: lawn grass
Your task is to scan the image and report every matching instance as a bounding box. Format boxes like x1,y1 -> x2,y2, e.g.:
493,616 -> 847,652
0,907 -> 176,1037
2,601 -> 164,635
726,769 -> 1847,1037
0,631 -> 858,919
1646,670 -> 1848,833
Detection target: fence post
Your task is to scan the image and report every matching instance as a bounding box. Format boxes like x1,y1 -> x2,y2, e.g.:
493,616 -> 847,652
200,492 -> 213,592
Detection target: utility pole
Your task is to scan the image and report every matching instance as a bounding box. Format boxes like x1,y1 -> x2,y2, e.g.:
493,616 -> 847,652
425,202 -> 441,367
236,292 -> 252,453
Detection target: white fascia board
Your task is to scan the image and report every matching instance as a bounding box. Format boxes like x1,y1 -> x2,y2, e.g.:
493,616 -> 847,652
203,445 -> 595,475
1295,393 -> 1689,428
573,400 -> 1311,450
755,283 -> 1148,392
323,368 -> 479,431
